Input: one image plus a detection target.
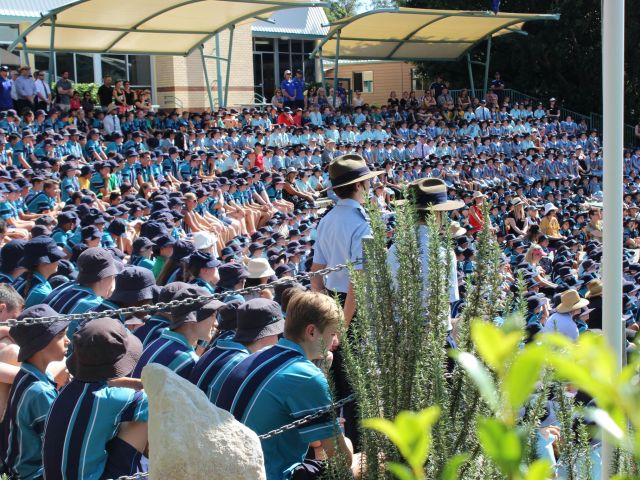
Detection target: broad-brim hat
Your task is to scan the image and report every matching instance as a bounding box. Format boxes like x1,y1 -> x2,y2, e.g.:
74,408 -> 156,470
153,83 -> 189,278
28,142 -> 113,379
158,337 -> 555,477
404,178 -> 465,211
170,286 -> 225,328
324,154 -> 383,191
76,247 -> 124,284
585,279 -> 602,298
449,221 -> 467,238
11,305 -> 69,362
109,266 -> 160,304
19,237 -> 66,268
233,298 -> 284,343
66,317 -> 142,381
556,289 -> 590,313
247,257 -> 276,279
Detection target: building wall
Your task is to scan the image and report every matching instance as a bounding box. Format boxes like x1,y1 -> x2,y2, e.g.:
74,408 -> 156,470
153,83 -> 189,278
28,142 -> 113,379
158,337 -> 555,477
325,61 -> 424,106
154,23 -> 255,111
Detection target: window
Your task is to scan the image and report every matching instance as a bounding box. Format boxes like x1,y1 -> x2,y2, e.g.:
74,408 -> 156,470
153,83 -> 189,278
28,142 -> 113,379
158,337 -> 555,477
411,68 -> 426,91
101,54 -> 127,81
55,53 -> 74,79
75,54 -> 94,83
354,71 -> 373,93
128,55 -> 151,87
253,38 -> 274,52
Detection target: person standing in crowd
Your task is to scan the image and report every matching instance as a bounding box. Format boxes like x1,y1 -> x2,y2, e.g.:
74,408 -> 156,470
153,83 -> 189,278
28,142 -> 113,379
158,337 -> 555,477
14,66 -> 36,114
280,70 -> 297,109
54,70 -> 74,111
97,75 -> 114,109
33,70 -> 52,112
293,69 -> 306,110
0,66 -> 13,112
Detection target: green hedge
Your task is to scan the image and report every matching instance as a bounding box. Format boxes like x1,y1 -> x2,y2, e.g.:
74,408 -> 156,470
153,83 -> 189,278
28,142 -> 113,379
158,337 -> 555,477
52,82 -> 99,101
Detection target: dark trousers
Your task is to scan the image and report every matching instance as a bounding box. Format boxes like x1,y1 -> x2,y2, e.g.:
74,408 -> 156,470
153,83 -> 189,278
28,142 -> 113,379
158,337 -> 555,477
292,459 -> 327,479
101,437 -> 147,480
15,99 -> 33,115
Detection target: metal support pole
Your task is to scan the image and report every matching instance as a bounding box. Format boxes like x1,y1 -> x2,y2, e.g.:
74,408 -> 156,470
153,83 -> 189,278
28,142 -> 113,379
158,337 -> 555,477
223,26 -> 235,108
332,30 -> 341,108
199,45 -> 215,112
601,0 -> 625,477
466,53 -> 475,99
319,49 -> 326,91
49,15 -> 57,82
22,41 -> 31,68
215,33 -> 223,109
482,35 -> 491,97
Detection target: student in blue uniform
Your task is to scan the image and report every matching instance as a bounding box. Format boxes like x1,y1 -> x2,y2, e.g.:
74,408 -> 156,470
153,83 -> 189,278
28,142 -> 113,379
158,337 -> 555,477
215,262 -> 249,303
189,298 -> 284,404
1,305 -> 69,480
0,240 -> 26,284
43,317 -> 148,480
187,250 -> 220,294
12,236 -> 66,308
133,282 -> 188,348
129,237 -> 155,272
216,291 -> 355,480
131,286 -> 223,379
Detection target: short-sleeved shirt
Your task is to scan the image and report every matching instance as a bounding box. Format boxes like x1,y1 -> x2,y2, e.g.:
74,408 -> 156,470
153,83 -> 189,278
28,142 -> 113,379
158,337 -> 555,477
2,363 -> 58,480
216,338 -> 339,479
189,338 -> 249,403
131,329 -> 198,379
13,271 -> 53,308
26,191 -> 55,214
132,314 -> 170,348
280,79 -> 296,100
312,198 -> 370,293
43,283 -> 104,339
43,381 -> 148,480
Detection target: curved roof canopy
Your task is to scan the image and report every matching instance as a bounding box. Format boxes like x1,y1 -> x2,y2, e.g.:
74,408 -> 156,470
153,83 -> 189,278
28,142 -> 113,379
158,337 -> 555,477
313,8 -> 559,62
10,0 -> 322,56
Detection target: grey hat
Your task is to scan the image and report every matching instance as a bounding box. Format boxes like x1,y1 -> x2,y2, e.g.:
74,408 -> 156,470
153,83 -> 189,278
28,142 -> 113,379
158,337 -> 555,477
233,298 -> 284,343
169,286 -> 225,329
11,305 -> 69,362
76,247 -> 124,284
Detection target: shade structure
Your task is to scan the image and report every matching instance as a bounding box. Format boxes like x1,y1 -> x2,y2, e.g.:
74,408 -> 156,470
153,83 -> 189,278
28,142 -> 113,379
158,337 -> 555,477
10,0 -> 323,56
313,8 -> 559,62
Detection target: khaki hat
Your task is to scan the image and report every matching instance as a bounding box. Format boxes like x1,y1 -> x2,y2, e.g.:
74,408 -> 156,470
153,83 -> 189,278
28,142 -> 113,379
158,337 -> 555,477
449,221 -> 467,238
325,154 -> 383,191
585,279 -> 602,298
511,197 -> 524,206
247,257 -> 275,279
556,289 -> 590,313
405,178 -> 465,211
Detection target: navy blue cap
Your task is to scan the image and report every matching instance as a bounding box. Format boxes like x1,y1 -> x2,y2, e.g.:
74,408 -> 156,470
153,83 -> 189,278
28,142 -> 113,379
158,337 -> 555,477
188,251 -> 220,269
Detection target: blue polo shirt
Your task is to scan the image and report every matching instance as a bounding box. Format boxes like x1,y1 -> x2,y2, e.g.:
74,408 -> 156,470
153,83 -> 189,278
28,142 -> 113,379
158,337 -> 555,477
132,314 -> 170,348
42,381 -> 148,480
43,283 -> 104,339
216,338 -> 339,479
189,338 -> 249,403
131,329 -> 198,379
13,271 -> 53,308
2,363 -> 58,480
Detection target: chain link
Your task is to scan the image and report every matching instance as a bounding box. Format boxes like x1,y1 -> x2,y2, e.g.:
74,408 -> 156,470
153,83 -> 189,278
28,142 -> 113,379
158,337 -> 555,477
2,263 -> 355,326
258,393 -> 356,440
111,473 -> 149,480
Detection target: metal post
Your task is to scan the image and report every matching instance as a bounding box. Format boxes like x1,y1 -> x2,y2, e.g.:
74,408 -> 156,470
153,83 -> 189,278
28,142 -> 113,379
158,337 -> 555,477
332,30 -> 341,108
466,53 -> 475,99
319,52 -> 326,91
223,26 -> 235,108
215,33 -> 223,110
49,15 -> 57,82
22,40 -> 31,68
199,45 -> 215,112
482,35 -> 491,97
601,0 -> 625,477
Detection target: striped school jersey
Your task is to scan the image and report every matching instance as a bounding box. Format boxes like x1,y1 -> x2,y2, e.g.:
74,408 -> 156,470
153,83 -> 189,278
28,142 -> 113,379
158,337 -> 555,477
43,283 -> 104,338
131,329 -> 198,380
1,363 -> 58,480
188,339 -> 249,403
42,381 -> 147,480
132,315 -> 170,348
216,338 -> 339,480
12,271 -> 52,308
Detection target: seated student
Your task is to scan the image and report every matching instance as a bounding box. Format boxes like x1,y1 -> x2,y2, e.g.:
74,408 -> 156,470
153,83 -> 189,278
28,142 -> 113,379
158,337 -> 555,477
129,237 -> 155,271
216,291 -> 356,480
186,250 -> 220,294
190,298 -> 284,403
1,305 -> 69,480
43,317 -> 148,480
131,286 -> 223,379
216,262 -> 249,303
43,247 -> 123,339
133,282 -> 188,348
0,284 -> 25,418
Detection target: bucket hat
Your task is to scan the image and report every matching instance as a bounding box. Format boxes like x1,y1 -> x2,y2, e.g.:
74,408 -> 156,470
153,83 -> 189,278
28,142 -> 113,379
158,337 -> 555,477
247,258 -> 276,279
76,247 -> 124,284
66,317 -> 143,381
556,289 -> 590,313
0,240 -> 26,274
585,279 -> 602,298
233,298 -> 284,343
217,262 -> 249,289
193,231 -> 217,251
11,305 -> 69,362
324,154 -> 383,191
169,286 -> 225,328
109,266 -> 161,304
19,237 -> 65,268
188,251 -> 220,270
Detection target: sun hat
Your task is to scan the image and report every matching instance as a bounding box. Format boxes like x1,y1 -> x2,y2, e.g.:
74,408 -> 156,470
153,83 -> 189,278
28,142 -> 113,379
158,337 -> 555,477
66,317 -> 143,382
449,221 -> 467,239
109,266 -> 161,304
76,247 -> 124,284
19,237 -> 66,269
324,154 -> 383,191
132,237 -> 154,255
556,289 -> 590,313
193,231 -> 217,251
511,197 -> 524,207
233,298 -> 284,343
0,240 -> 26,274
188,251 -> 220,270
217,299 -> 243,332
10,305 -> 69,362
585,279 -> 602,298
472,191 -> 487,199
217,262 -> 249,289
543,203 -> 558,216
247,258 -> 276,279
406,178 -> 465,211
169,286 -> 225,329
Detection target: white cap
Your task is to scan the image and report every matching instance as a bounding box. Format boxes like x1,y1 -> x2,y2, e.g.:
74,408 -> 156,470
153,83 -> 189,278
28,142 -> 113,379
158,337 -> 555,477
193,231 -> 217,250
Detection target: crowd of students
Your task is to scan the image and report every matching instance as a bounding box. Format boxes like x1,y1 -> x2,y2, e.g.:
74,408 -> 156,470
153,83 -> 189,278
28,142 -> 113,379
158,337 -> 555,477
0,65 -> 631,479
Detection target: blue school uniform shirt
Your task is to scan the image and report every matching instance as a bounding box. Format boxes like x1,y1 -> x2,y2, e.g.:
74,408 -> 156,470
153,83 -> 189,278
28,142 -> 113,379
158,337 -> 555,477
2,363 -> 58,480
42,381 -> 148,480
189,338 -> 249,404
216,338 -> 339,480
131,329 -> 198,380
133,315 -> 170,348
13,271 -> 53,308
43,283 -> 104,339
26,191 -> 55,214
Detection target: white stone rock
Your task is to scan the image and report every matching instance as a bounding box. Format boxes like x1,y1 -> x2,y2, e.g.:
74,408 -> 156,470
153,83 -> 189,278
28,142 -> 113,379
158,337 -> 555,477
142,363 -> 266,480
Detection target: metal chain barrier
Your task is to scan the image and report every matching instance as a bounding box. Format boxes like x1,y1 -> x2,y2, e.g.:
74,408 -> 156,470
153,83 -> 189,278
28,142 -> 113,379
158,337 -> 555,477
112,473 -> 149,480
1,263 -> 356,326
258,393 -> 356,440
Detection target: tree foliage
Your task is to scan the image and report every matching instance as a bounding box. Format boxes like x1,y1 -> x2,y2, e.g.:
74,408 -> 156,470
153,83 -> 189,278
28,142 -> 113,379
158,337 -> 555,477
397,0 -> 640,121
325,0 -> 359,22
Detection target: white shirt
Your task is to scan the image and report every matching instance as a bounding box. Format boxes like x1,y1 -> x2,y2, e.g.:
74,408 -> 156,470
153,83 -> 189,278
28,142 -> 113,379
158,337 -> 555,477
541,311 -> 578,340
387,224 -> 459,331
104,113 -> 122,136
475,106 -> 491,121
34,79 -> 51,104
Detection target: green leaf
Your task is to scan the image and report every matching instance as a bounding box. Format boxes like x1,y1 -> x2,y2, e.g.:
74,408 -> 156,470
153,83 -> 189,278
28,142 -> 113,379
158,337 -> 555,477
471,321 -> 522,373
387,462 -> 418,480
362,417 -> 404,450
504,347 -> 544,412
584,408 -> 625,441
525,459 -> 552,480
476,417 -> 522,476
440,453 -> 469,480
451,351 -> 500,412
